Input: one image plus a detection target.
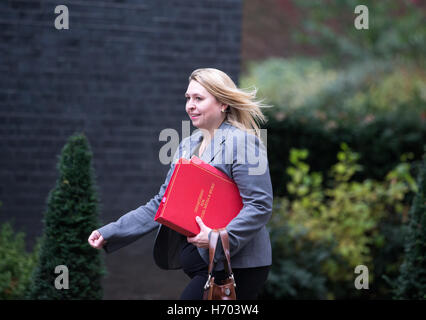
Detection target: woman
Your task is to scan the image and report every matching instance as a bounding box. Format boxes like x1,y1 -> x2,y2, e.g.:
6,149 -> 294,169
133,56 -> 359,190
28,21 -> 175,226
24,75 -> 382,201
88,68 -> 273,300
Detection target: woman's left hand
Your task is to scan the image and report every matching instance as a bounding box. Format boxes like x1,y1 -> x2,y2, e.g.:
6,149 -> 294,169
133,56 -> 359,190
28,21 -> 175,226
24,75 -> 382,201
187,216 -> 212,249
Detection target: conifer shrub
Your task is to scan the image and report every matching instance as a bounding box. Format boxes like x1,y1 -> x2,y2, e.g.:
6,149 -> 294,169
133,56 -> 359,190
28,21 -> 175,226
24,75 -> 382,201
28,133 -> 105,299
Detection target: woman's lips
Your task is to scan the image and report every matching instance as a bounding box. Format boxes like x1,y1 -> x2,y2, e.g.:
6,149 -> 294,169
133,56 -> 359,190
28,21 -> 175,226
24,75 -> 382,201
190,114 -> 200,119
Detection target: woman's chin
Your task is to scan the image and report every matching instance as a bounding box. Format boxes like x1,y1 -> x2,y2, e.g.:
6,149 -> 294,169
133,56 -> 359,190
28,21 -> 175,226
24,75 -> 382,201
190,119 -> 202,127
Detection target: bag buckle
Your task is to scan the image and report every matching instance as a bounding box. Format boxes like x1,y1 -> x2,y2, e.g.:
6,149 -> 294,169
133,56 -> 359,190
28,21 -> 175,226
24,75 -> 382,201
229,273 -> 236,287
204,274 -> 212,290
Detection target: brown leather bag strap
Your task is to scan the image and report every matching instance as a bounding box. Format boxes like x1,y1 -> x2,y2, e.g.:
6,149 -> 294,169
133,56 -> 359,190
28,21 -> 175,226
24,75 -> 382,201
207,230 -> 220,276
204,228 -> 236,292
218,228 -> 233,278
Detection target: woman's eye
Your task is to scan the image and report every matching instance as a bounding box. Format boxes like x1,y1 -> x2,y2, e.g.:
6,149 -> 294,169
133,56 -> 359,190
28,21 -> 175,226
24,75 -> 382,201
185,96 -> 202,102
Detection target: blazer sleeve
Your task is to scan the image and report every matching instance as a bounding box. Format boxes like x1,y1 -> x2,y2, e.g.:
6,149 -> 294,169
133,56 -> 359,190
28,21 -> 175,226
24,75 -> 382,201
215,131 -> 273,261
98,146 -> 182,254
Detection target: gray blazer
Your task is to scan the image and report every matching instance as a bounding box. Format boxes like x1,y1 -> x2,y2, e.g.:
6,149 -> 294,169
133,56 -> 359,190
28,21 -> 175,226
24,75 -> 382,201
98,120 -> 273,271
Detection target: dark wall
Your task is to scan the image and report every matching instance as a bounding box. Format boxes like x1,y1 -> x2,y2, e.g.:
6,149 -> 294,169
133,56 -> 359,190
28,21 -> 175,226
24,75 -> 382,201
0,0 -> 241,299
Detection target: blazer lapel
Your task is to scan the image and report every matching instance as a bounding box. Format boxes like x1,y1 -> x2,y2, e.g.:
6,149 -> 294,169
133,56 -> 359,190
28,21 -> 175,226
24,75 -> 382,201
200,121 -> 233,164
185,131 -> 203,160
181,121 -> 233,163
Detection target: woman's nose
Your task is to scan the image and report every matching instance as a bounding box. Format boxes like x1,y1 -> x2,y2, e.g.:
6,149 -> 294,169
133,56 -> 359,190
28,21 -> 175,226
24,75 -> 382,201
187,100 -> 196,109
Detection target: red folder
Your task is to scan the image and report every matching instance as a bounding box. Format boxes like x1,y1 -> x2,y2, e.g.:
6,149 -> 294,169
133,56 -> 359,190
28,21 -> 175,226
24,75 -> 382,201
154,156 -> 243,237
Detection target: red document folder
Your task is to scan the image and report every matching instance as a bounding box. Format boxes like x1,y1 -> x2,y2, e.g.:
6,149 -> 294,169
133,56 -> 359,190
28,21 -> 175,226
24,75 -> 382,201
154,156 -> 243,237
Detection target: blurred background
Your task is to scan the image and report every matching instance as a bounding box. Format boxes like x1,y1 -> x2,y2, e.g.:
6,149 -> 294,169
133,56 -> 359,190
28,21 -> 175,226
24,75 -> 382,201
1,0 -> 425,300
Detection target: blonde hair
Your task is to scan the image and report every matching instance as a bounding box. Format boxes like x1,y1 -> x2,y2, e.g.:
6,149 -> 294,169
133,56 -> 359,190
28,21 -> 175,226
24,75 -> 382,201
189,68 -> 270,138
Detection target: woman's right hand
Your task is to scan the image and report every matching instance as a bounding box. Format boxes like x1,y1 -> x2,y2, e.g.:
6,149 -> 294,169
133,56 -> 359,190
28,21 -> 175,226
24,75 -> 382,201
88,230 -> 106,249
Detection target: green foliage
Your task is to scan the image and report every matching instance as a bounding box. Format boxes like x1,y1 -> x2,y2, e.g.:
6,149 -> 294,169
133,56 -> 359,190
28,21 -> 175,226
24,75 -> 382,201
241,58 -> 338,113
242,58 -> 425,122
27,133 -> 105,300
241,58 -> 425,201
0,221 -> 39,300
393,150 -> 426,299
241,0 -> 424,299
261,202 -> 338,299
263,144 -> 417,299
294,0 -> 425,63
264,111 -> 425,199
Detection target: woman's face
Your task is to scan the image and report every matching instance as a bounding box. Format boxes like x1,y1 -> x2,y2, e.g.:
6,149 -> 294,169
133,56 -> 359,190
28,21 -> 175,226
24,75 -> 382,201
185,80 -> 225,132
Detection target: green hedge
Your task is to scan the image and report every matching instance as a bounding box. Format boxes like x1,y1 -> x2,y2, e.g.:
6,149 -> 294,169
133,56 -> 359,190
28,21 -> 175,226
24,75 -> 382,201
393,150 -> 426,299
260,145 -> 418,299
265,110 -> 425,198
0,218 -> 39,299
